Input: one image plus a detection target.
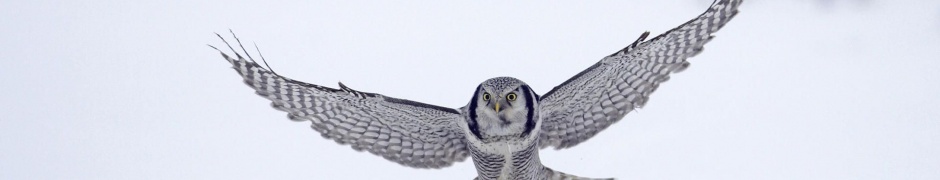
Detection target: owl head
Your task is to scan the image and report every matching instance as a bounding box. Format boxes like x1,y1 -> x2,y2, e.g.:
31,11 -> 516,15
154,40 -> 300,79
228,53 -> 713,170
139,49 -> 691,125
465,77 -> 539,142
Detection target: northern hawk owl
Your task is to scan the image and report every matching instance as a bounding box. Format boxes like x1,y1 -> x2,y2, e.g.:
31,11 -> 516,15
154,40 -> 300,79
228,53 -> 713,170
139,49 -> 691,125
210,0 -> 741,179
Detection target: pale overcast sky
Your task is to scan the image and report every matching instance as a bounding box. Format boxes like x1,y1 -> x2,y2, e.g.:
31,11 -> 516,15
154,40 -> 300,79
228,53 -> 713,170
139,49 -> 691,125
2,0 -> 939,179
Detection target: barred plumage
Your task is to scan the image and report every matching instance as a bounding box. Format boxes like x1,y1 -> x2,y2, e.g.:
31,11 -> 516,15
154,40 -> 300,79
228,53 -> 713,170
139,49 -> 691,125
210,35 -> 470,168
212,0 -> 741,179
538,0 -> 742,149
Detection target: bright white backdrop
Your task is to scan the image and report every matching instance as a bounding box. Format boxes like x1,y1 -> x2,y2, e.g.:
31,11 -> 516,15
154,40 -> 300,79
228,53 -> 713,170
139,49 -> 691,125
2,0 -> 939,179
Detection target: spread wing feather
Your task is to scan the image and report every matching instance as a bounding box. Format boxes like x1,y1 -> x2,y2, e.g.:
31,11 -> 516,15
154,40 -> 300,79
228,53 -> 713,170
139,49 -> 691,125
211,33 -> 469,168
538,0 -> 742,149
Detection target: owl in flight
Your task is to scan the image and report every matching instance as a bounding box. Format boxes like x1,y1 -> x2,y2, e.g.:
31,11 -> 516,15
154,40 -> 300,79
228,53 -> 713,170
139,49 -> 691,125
211,0 -> 741,179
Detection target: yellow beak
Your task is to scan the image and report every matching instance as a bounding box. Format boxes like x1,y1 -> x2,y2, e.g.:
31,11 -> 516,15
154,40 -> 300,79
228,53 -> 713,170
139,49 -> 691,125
494,102 -> 501,113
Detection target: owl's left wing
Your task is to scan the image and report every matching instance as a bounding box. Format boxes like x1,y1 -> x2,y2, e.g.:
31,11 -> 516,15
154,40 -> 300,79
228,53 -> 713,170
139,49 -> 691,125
537,0 -> 742,149
210,34 -> 469,168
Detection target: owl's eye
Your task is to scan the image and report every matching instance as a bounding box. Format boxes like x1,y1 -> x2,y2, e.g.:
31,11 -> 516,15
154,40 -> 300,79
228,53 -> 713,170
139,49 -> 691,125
482,93 -> 490,101
506,93 -> 517,101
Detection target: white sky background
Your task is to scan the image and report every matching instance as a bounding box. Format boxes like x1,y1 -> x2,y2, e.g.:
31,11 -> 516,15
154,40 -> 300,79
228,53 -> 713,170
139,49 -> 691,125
2,0 -> 939,179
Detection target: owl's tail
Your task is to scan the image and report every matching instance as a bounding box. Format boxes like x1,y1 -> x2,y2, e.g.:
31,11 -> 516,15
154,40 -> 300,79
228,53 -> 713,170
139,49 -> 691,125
540,167 -> 614,180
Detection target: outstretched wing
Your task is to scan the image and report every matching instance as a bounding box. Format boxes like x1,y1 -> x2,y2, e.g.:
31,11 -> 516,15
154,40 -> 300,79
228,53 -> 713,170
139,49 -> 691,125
537,0 -> 742,149
210,33 -> 468,168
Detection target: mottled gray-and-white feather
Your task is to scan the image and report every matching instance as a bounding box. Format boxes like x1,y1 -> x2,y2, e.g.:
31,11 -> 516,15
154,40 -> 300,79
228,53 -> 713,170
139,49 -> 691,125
210,34 -> 470,168
538,0 -> 742,149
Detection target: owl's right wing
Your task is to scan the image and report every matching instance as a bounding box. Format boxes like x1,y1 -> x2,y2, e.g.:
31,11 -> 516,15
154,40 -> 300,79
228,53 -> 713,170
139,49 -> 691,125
210,34 -> 468,169
537,0 -> 741,149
